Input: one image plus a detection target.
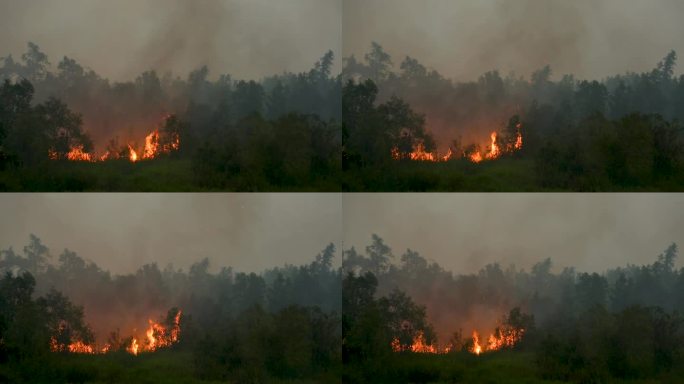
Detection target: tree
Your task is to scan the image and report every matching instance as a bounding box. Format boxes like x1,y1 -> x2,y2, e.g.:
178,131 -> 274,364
364,42 -> 393,82
575,273 -> 608,311
23,234 -> 49,275
366,234 -> 393,276
21,42 -> 50,82
378,289 -> 436,351
37,289 -> 94,352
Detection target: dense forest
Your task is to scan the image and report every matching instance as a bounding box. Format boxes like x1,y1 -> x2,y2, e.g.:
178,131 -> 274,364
0,43 -> 341,191
0,235 -> 341,383
343,235 -> 684,383
4,41 -> 684,191
343,43 -> 684,191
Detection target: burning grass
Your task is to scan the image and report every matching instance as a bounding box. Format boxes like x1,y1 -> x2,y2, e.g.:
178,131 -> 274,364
391,325 -> 525,356
50,309 -> 182,356
392,123 -> 523,164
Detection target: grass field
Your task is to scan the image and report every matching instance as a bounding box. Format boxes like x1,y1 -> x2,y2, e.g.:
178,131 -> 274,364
361,351 -> 684,384
343,158 -> 684,192
343,159 -> 542,192
0,158 -> 341,192
3,157 -> 683,192
0,350 -> 335,384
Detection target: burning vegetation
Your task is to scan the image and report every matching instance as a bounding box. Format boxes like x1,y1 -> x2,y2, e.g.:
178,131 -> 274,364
342,44 -> 684,192
391,123 -> 523,163
0,236 -> 342,382
343,236 -> 684,382
0,43 -> 342,192
390,314 -> 526,355
57,116 -> 181,163
49,308 -> 182,355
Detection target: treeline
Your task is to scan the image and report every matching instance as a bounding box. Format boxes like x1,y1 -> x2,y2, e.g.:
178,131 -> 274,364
1,43 -> 340,138
342,43 -> 684,191
0,43 -> 341,191
0,235 -> 341,382
342,235 -> 684,382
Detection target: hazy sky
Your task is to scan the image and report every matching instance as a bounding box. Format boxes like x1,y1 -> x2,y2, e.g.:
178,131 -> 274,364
0,0 -> 341,81
344,0 -> 684,80
0,194 -> 342,274
343,194 -> 684,274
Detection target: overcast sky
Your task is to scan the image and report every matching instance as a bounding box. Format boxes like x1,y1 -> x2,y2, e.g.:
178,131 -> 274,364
343,194 -> 684,274
344,0 -> 684,81
0,0 -> 341,81
0,194 -> 342,274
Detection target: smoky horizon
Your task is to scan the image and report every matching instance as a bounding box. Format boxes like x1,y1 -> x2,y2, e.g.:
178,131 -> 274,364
0,193 -> 343,274
343,0 -> 684,81
0,0 -> 342,81
343,194 -> 684,274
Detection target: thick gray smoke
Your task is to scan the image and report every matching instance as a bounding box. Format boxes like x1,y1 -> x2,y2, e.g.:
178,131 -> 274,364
343,194 -> 684,273
0,0 -> 342,80
0,193 -> 342,274
344,0 -> 684,80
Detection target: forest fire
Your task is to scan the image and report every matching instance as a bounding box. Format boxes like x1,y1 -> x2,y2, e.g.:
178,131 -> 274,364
471,331 -> 483,355
391,326 -> 524,355
66,145 -> 93,162
50,309 -> 182,356
128,145 -> 139,162
394,123 -> 523,163
51,116 -> 179,163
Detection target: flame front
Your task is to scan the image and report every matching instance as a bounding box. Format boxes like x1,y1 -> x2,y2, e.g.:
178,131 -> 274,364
51,309 -> 182,356
128,145 -> 138,162
485,132 -> 500,160
471,331 -> 482,355
391,331 -> 439,353
52,115 -> 180,163
390,325 -> 524,356
66,146 -> 92,161
143,130 -> 159,159
127,338 -> 139,355
392,123 -> 523,163
514,123 -> 523,150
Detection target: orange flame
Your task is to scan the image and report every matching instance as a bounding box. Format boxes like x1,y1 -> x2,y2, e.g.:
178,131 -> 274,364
391,331 -> 439,353
127,338 -> 139,355
128,145 -> 138,162
514,123 -> 523,150
143,130 -> 160,159
66,146 -> 92,161
390,326 -> 524,356
485,132 -> 500,160
52,115 -> 180,163
471,331 -> 483,355
469,151 -> 483,163
392,123 -> 524,164
51,309 -> 182,356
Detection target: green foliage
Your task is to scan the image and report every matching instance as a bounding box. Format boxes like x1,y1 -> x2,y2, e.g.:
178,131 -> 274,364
194,306 -> 341,383
0,236 -> 342,382
536,306 -> 684,382
342,44 -> 684,191
342,236 -> 684,382
0,43 -> 342,191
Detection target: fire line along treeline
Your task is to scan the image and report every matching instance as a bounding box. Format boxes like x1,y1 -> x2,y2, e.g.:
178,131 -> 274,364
0,42 -> 341,191
342,43 -> 684,191
342,235 -> 684,383
0,235 -> 342,383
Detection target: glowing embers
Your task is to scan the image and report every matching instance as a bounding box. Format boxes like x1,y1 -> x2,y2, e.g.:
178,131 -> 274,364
50,309 -> 182,356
